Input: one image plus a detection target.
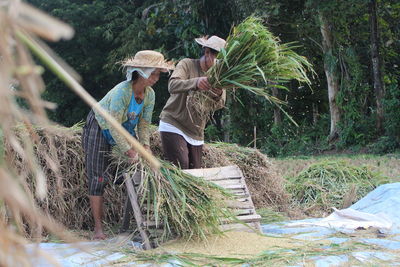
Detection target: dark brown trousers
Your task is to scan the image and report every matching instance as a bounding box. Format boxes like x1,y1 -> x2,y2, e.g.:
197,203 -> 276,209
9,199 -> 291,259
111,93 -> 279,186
160,131 -> 202,169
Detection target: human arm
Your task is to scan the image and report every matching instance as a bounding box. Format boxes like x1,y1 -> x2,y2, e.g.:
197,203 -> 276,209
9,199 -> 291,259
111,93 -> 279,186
106,89 -> 132,153
137,87 -> 155,150
168,59 -> 201,94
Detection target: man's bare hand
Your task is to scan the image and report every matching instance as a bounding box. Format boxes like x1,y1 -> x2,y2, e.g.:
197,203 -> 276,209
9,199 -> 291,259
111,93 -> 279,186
196,77 -> 212,91
210,87 -> 223,98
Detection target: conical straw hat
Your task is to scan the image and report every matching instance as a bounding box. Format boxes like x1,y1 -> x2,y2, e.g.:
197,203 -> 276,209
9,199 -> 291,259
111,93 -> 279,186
121,50 -> 174,72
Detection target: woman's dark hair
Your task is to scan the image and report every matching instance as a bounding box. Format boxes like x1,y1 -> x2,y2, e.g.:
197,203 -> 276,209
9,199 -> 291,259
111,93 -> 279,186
130,70 -> 139,82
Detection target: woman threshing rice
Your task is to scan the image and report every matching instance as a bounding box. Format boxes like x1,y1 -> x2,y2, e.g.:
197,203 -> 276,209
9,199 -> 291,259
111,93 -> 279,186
82,50 -> 174,239
159,36 -> 226,169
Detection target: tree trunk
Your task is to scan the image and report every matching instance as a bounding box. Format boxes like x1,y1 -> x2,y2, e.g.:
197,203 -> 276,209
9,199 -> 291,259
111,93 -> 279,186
222,93 -> 231,142
369,0 -> 385,133
312,103 -> 319,126
271,87 -> 282,125
319,12 -> 340,142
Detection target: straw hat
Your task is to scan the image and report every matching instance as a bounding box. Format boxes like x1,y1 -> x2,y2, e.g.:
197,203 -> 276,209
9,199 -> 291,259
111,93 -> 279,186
195,35 -> 226,52
121,50 -> 174,71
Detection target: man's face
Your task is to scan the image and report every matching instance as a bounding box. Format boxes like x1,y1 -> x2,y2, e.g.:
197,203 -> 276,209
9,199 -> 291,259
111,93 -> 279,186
204,47 -> 218,71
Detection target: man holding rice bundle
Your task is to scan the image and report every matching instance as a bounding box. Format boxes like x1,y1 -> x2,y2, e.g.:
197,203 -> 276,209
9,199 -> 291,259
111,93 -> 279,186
82,50 -> 173,239
159,36 -> 226,170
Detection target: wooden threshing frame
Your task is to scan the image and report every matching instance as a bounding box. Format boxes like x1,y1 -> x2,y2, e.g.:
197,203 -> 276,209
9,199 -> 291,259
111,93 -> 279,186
121,165 -> 261,249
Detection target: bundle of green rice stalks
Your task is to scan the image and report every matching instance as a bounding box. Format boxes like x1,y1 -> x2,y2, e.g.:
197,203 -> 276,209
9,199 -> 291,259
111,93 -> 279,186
117,157 -> 235,242
188,16 -> 314,122
287,160 -> 389,216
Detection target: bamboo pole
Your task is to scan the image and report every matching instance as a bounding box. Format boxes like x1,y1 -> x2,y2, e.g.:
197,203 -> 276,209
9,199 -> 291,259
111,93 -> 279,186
16,30 -> 160,170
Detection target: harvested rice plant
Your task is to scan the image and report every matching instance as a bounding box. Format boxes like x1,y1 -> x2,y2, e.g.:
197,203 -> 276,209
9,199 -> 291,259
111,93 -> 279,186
286,160 -> 390,216
1,0 -> 400,266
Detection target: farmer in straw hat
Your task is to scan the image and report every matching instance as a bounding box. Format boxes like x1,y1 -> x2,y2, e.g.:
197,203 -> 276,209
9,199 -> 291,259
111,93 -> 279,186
82,50 -> 174,240
159,35 -> 226,169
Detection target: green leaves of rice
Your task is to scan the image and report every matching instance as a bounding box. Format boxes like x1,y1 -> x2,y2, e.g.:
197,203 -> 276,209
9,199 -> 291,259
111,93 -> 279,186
190,16 -> 314,124
208,16 -> 314,98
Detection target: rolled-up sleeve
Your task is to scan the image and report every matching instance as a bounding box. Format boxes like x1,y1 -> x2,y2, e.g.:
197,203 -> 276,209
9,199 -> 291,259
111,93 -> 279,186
168,59 -> 199,94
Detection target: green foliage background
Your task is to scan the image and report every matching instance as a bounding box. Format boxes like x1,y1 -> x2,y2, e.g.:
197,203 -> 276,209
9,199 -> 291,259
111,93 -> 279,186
27,0 -> 400,156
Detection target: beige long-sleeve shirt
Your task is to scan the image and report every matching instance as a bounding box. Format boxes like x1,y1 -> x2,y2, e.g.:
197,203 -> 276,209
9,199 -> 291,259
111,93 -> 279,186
160,58 -> 225,140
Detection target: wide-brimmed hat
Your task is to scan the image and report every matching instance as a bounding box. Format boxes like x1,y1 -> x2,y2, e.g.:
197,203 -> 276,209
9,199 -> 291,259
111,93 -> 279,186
195,35 -> 226,52
121,50 -> 174,72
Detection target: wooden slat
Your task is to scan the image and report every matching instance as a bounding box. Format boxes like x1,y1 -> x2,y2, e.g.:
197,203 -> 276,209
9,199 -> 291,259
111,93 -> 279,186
236,197 -> 251,202
125,165 -> 262,236
211,179 -> 242,187
226,200 -> 254,209
183,165 -> 242,180
217,184 -> 246,190
142,220 -> 159,228
125,173 -> 152,250
234,209 -> 255,216
236,214 -> 262,223
234,193 -> 250,199
220,222 -> 260,233
131,171 -> 142,185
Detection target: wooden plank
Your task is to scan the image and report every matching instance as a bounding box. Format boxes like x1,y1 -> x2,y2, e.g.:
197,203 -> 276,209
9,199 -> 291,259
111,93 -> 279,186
230,190 -> 247,195
132,171 -> 142,185
125,173 -> 152,250
234,209 -> 255,216
216,184 -> 246,190
120,197 -> 133,233
221,214 -> 261,224
211,180 -> 242,187
226,200 -> 254,209
234,193 -> 250,199
234,166 -> 262,232
236,214 -> 262,223
236,197 -> 251,202
183,165 -> 242,180
142,220 -> 159,228
220,222 -> 260,233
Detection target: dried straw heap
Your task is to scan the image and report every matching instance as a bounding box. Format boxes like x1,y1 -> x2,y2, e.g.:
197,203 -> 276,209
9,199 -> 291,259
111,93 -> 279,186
188,16 -> 314,123
4,126 -> 287,237
287,160 -> 389,216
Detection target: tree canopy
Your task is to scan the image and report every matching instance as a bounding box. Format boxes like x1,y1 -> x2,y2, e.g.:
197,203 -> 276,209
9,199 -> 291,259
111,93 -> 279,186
28,0 -> 400,155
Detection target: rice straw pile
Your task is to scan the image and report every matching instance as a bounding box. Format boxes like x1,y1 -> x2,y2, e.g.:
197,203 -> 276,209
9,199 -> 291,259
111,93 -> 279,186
203,142 -> 289,210
188,16 -> 314,122
4,126 -> 287,240
287,160 -> 388,215
4,123 -> 127,233
116,156 -> 235,242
